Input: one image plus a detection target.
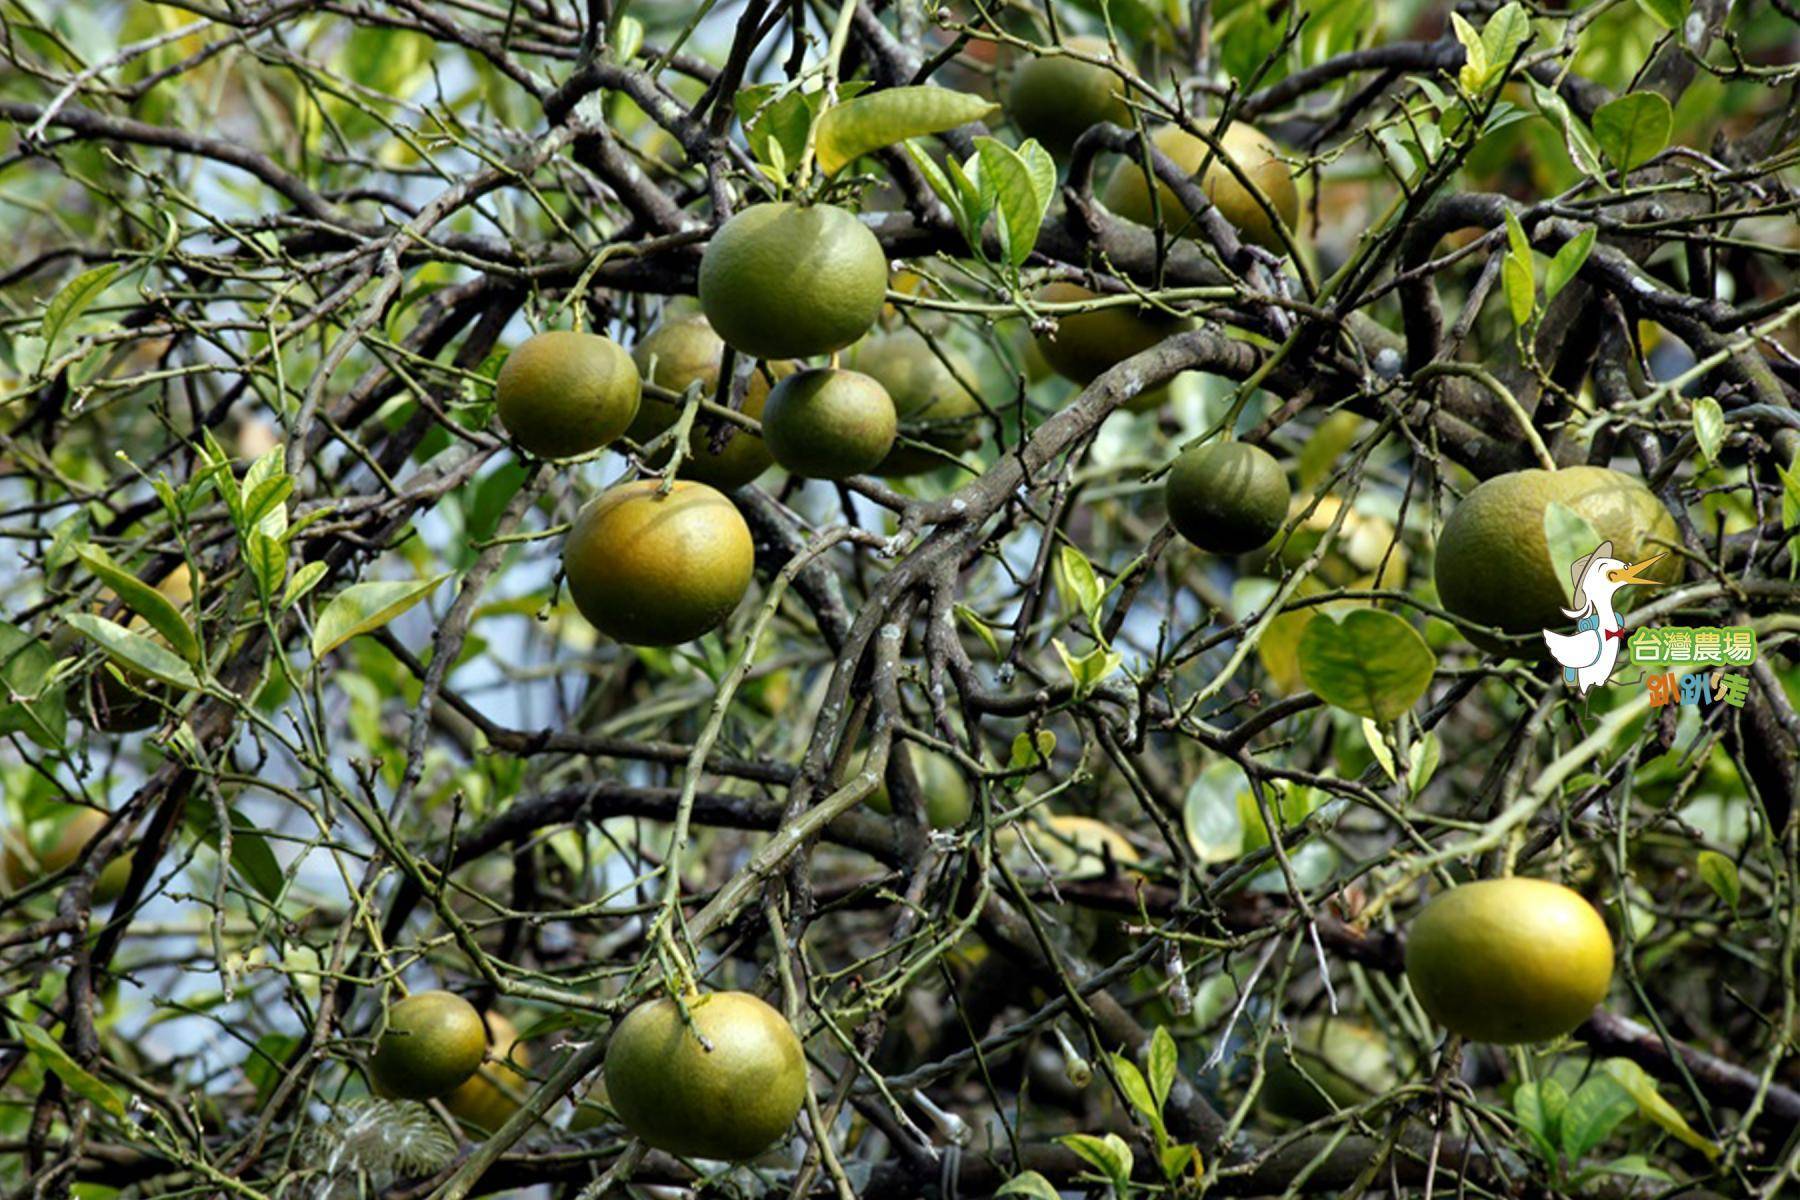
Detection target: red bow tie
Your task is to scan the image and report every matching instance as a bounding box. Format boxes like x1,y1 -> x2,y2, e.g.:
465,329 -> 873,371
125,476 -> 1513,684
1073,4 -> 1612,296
1604,626 -> 1626,642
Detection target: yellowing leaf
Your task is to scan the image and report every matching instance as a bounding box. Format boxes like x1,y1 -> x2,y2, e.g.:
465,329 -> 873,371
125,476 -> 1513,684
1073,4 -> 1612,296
815,86 -> 997,177
1603,1058 -> 1722,1159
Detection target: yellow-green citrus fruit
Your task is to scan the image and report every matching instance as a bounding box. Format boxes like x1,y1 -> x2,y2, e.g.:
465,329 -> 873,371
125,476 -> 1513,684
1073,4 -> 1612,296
371,991 -> 488,1100
1404,878 -> 1613,1044
87,564 -> 198,733
603,991 -> 807,1160
1032,282 -> 1187,396
1274,496 -> 1409,589
866,749 -> 973,829
1006,36 -> 1131,157
1166,441 -> 1290,554
563,480 -> 755,646
1433,466 -> 1680,639
629,314 -> 787,490
761,368 -> 897,480
849,331 -> 983,476
496,331 -> 641,459
445,1011 -> 531,1133
1102,122 -> 1299,253
1,808 -> 130,904
699,203 -> 888,359
1260,1018 -> 1398,1120
1000,814 -> 1140,881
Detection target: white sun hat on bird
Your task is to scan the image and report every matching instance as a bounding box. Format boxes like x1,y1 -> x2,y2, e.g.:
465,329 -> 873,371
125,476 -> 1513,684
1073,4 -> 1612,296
1542,540 -> 1666,695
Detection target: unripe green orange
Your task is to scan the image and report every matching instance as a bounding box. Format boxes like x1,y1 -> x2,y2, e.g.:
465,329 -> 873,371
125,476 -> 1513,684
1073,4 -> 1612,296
699,203 -> 888,359
761,368 -> 897,480
604,991 -> 807,1161
371,990 -> 488,1100
1103,122 -> 1299,253
849,331 -> 982,476
629,315 -> 787,490
865,749 -> 973,829
1,807 -> 131,904
563,480 -> 754,646
1007,36 -> 1131,157
1404,878 -> 1613,1044
1032,282 -> 1187,400
445,1011 -> 532,1134
1166,441 -> 1290,554
495,331 -> 641,459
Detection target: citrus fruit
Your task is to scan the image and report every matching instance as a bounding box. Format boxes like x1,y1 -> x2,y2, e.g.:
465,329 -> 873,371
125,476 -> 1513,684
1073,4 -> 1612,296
866,748 -> 973,829
563,479 -> 755,646
1,807 -> 130,904
1006,37 -> 1131,157
761,368 -> 897,479
603,990 -> 807,1160
1032,283 -> 1188,402
370,990 -> 488,1100
629,314 -> 788,490
1000,814 -> 1140,881
1165,441 -> 1291,554
445,1010 -> 532,1133
1260,1017 -> 1398,1120
848,331 -> 982,476
495,330 -> 641,459
86,563 -> 199,733
698,202 -> 888,359
1404,877 -> 1613,1044
1432,466 -> 1680,640
1102,122 -> 1299,253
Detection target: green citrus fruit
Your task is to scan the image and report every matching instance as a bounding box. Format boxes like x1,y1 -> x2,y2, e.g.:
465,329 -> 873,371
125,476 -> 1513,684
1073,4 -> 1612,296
848,331 -> 982,476
699,202 -> 888,359
1166,441 -> 1290,554
629,314 -> 788,490
496,331 -> 641,459
865,748 -> 973,829
761,368 -> 896,480
1102,122 -> 1299,253
445,1011 -> 532,1133
371,990 -> 488,1100
1032,282 -> 1188,402
604,990 -> 807,1161
1006,36 -> 1131,157
1,807 -> 131,904
1404,878 -> 1613,1044
1260,1017 -> 1398,1121
1433,466 -> 1680,640
563,480 -> 755,646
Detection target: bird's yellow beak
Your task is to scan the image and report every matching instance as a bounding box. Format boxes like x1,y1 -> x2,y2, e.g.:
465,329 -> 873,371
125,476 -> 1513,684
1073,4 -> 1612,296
1607,553 -> 1665,587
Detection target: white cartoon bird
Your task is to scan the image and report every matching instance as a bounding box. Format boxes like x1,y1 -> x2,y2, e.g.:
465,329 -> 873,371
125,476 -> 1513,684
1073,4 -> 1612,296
1542,540 -> 1665,694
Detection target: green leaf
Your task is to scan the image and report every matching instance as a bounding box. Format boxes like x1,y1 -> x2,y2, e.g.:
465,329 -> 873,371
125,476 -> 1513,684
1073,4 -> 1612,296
1160,1142 -> 1197,1181
1052,638 -> 1122,700
1543,501 -> 1604,606
310,575 -> 446,660
244,1032 -> 301,1104
1504,254 -> 1536,326
1695,849 -> 1739,911
12,1017 -> 126,1117
0,622 -> 66,749
1603,1058 -> 1722,1158
994,1171 -> 1061,1200
1691,396 -> 1725,467
66,614 -> 199,690
40,263 -> 120,362
1297,609 -> 1436,722
954,602 -> 1002,659
1362,717 -> 1398,782
1529,81 -> 1606,179
1111,1052 -> 1162,1131
1512,1081 -> 1562,1167
1592,92 -> 1672,175
1407,730 -> 1441,797
185,800 -> 286,903
1008,730 -> 1055,772
247,531 -> 288,601
1480,3 -> 1532,77
1451,12 -> 1489,93
814,86 -> 997,177
736,84 -> 816,171
1636,0 -> 1687,30
1561,1072 -> 1638,1158
75,545 -> 200,663
1057,1132 -> 1134,1190
1503,210 -> 1533,264
1545,227 -> 1595,300
609,13 -> 643,61
974,137 -> 1049,269
1148,1025 -> 1177,1111
1055,543 -> 1104,628
283,561 -> 329,611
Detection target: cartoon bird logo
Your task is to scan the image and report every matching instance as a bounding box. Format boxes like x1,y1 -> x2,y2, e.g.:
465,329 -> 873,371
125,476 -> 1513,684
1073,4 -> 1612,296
1542,540 -> 1666,695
